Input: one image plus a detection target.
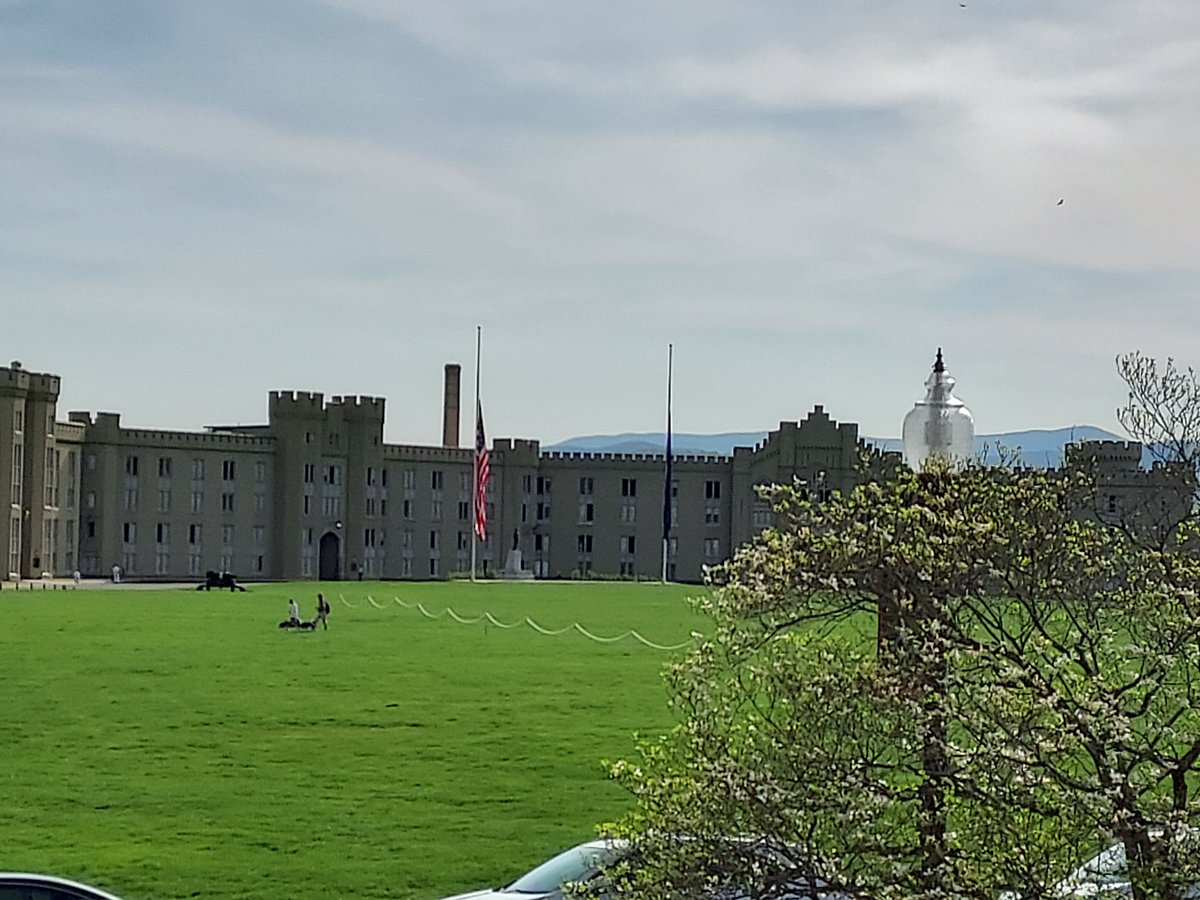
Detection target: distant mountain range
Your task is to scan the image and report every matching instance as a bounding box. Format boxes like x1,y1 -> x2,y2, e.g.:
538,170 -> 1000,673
546,426 -> 1134,467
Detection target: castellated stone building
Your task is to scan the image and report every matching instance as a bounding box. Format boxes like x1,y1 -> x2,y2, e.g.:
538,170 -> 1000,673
0,360 -> 1188,583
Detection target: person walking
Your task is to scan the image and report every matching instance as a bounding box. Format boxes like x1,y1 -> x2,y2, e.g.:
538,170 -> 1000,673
315,593 -> 330,630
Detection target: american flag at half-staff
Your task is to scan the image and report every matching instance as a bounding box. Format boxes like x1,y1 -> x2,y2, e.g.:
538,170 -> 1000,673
474,397 -> 490,541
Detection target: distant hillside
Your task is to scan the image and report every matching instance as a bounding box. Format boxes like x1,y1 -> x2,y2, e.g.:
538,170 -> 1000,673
546,426 -> 1130,467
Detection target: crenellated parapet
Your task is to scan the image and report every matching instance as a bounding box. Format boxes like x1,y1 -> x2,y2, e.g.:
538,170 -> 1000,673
329,394 -> 386,423
269,390 -> 326,420
540,450 -> 730,467
1066,440 -> 1142,468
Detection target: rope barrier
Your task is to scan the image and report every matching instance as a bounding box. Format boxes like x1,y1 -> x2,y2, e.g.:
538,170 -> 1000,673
337,594 -> 694,651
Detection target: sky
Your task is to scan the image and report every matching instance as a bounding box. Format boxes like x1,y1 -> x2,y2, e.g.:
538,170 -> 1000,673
4,1 -> 1200,445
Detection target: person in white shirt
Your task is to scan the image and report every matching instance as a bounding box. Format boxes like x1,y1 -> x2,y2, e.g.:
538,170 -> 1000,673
111,564 -> 121,584
288,598 -> 300,626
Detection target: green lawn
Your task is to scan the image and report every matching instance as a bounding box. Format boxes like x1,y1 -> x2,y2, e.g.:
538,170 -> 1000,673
0,581 -> 705,900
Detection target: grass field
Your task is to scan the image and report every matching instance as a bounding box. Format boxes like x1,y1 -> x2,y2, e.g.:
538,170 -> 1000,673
1,580 -> 706,900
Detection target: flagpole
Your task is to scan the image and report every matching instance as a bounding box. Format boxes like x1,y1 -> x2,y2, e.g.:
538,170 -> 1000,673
471,325 -> 481,583
661,343 -> 673,584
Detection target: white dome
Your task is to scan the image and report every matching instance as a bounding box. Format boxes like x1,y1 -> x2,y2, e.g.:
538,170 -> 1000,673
902,349 -> 975,470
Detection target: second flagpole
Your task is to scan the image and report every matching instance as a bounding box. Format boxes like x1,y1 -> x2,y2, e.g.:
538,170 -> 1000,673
471,325 -> 481,582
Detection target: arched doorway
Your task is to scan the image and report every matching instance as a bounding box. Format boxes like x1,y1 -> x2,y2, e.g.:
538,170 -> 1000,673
319,532 -> 341,581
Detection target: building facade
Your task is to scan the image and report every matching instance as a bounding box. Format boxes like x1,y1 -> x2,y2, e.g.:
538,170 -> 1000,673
0,360 -> 1185,583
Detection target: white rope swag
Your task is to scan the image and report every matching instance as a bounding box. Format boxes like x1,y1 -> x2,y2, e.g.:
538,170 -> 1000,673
338,594 -> 694,651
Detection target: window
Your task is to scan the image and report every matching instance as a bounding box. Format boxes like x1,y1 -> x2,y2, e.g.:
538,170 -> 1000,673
158,490 -> 171,512
65,452 -> 77,508
325,464 -> 338,485
429,557 -> 439,577
620,535 -> 636,554
537,476 -> 551,495
221,459 -> 234,481
577,534 -> 593,553
125,455 -> 139,476
158,457 -> 172,478
522,474 -> 533,493
304,464 -> 315,483
85,492 -> 95,509
155,523 -> 169,545
1107,495 -> 1119,514
255,493 -> 266,513
366,466 -> 375,486
705,480 -> 721,500
431,470 -> 444,491
123,522 -> 136,544
255,460 -> 266,482
620,503 -> 636,523
704,538 -> 721,562
578,502 -> 594,523
124,488 -> 138,511
457,531 -> 469,551
459,470 -> 471,493
537,501 -> 551,521
621,478 -> 637,497
705,506 -> 720,526
191,491 -> 203,513
403,469 -> 415,490
579,477 -> 593,496
429,530 -> 439,550
431,500 -> 443,521
364,528 -> 377,547
222,525 -> 234,545
189,554 -> 203,576
10,444 -> 22,497
366,497 -> 376,516
192,458 -> 205,480
189,524 -> 202,545
403,499 -> 413,519
13,408 -> 22,432
253,526 -> 264,546
222,492 -> 235,512
458,501 -> 469,520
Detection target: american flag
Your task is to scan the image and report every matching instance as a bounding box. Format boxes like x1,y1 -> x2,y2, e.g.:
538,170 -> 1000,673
474,398 -> 490,541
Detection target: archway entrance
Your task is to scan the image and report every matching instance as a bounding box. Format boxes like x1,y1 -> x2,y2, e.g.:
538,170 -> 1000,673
319,532 -> 341,581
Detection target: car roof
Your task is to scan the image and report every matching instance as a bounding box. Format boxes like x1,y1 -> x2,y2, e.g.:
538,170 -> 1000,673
0,873 -> 128,900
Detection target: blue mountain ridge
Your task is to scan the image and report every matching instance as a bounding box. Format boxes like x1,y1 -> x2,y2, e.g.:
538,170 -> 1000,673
546,426 -> 1134,467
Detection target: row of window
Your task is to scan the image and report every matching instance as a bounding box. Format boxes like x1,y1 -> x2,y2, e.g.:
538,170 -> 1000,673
124,456 -> 265,482
572,535 -> 720,559
121,522 -> 266,547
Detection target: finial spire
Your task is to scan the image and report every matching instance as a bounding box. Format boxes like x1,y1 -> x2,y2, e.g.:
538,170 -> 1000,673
933,347 -> 945,374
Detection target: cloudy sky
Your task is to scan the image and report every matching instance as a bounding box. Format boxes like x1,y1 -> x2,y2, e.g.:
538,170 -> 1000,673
4,1 -> 1199,445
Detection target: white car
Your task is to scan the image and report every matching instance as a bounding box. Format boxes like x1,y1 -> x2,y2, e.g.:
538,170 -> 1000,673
435,839 -> 625,900
1053,842 -> 1200,899
0,873 -> 129,900
434,837 -> 840,900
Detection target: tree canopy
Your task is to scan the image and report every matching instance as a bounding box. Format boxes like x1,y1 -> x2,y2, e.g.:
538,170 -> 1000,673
606,461 -> 1200,900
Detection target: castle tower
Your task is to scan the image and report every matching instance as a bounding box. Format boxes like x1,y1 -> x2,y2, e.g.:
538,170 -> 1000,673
902,349 -> 974,471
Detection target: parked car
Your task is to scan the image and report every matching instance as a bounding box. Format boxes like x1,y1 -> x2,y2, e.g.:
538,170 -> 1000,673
0,873 -> 129,900
435,839 -> 626,900
1052,841 -> 1200,899
433,837 -> 839,900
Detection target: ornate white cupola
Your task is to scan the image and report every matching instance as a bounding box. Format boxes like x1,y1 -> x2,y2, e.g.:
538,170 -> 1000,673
902,348 -> 975,470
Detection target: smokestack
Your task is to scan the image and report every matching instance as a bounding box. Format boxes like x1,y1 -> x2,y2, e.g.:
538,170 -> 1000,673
442,363 -> 461,447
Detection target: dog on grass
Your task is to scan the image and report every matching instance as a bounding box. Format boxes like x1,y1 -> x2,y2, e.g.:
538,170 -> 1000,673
278,618 -> 318,631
